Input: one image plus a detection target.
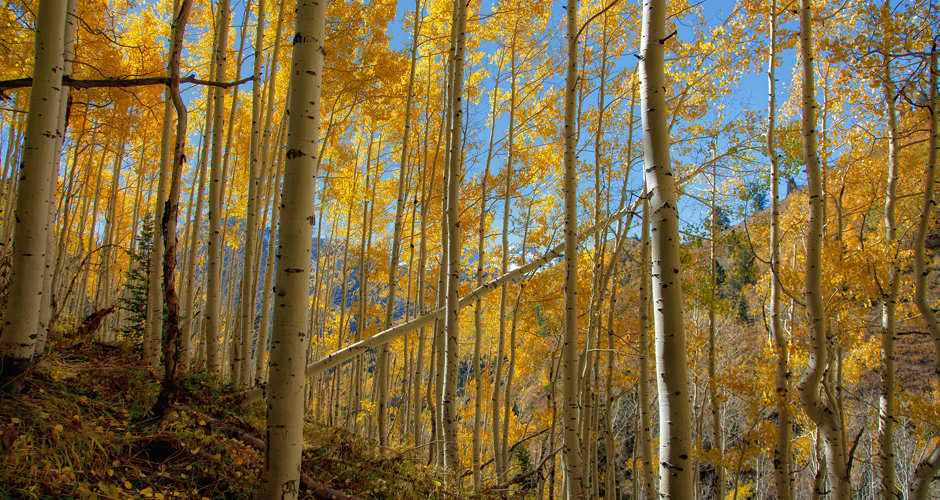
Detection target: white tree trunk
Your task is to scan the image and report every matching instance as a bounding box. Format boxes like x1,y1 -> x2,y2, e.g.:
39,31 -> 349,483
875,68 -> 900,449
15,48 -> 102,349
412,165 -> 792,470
640,0 -> 693,496
260,0 -> 326,496
795,1 -> 850,497
235,0 -> 266,388
767,3 -> 792,496
203,0 -> 232,375
910,41 -> 940,500
36,0 -> 77,353
0,0 -> 68,387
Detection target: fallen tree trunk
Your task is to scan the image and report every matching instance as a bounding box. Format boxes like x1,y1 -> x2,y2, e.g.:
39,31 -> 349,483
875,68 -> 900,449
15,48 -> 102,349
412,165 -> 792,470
242,201 -> 639,404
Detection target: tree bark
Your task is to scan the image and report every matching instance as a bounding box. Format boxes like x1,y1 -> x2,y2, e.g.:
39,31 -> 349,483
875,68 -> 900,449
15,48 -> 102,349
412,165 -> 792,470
260,0 -> 327,496
377,0 -> 422,446
767,3 -> 793,497
203,0 -> 232,375
795,1 -> 850,497
640,0 -> 693,496
144,0 -> 181,370
152,0 -> 193,418
910,40 -> 940,500
638,191 -> 656,499
0,0 -> 68,389
441,0 -> 468,475
235,0 -> 266,388
877,7 -> 901,496
562,0 -> 586,494
36,0 -> 78,352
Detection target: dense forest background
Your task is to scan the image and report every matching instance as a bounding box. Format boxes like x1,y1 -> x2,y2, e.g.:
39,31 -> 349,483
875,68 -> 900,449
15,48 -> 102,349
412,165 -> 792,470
0,0 -> 937,498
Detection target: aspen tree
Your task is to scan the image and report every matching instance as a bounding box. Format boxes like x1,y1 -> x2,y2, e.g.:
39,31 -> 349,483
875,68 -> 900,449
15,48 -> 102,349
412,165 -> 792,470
640,0 -> 693,495
145,0 -> 181,369
260,0 -> 327,495
796,0 -> 850,497
412,97 -> 439,446
378,0 -> 423,445
562,0 -> 586,494
877,4 -> 900,495
0,0 -> 68,387
441,0 -> 468,473
235,0 -> 266,388
180,84 -> 214,373
330,172 -> 355,425
204,0 -> 232,375
350,134 -> 375,432
255,119 -> 287,384
152,0 -> 193,416
637,191 -> 656,499
708,155 -> 724,499
36,0 -> 78,352
766,2 -> 792,497
96,131 -> 126,341
473,59 -> 502,492
493,26 -> 517,481
910,40 -> 939,500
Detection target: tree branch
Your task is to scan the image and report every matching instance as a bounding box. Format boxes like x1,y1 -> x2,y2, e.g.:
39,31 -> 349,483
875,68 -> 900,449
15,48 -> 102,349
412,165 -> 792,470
0,74 -> 253,98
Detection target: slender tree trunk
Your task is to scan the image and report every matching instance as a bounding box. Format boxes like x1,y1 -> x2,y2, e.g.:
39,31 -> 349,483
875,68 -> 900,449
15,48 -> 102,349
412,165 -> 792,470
473,58 -> 502,492
796,1 -> 850,497
260,0 -> 326,495
95,130 -> 126,342
350,134 -> 375,432
493,27 -> 517,482
637,190 -> 656,499
180,80 -> 214,374
561,0 -> 586,494
0,0 -> 67,388
377,0 -> 422,446
441,0 -> 468,474
640,0 -> 693,495
203,0 -> 232,375
255,118 -> 287,384
144,0 -> 183,369
767,3 -> 792,498
708,158 -> 725,499
878,12 -> 901,496
910,40 -> 940,500
152,0 -> 193,417
235,0 -> 266,388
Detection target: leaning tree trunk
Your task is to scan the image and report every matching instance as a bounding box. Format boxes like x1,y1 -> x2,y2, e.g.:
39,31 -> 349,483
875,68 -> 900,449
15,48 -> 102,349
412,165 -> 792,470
795,1 -> 850,497
260,0 -> 326,496
767,2 -> 793,497
0,0 -> 68,389
640,0 -> 693,496
561,0 -> 586,495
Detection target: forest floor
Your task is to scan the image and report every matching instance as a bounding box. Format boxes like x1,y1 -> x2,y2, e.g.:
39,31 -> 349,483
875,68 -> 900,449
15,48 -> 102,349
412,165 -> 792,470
0,326 -> 457,499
